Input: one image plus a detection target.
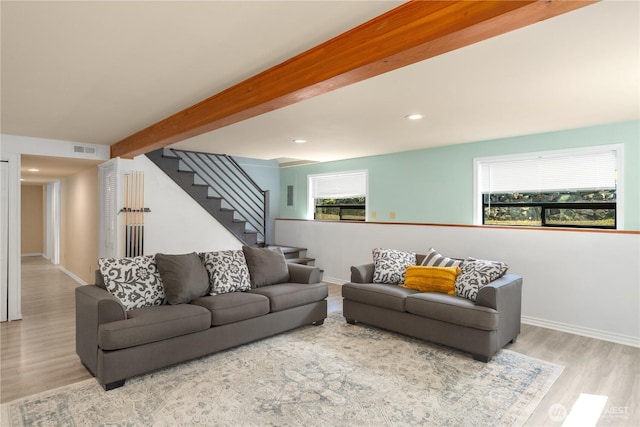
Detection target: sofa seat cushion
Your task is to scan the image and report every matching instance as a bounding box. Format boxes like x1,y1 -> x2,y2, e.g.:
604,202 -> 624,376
248,283 -> 328,312
405,293 -> 498,331
191,293 -> 270,326
342,282 -> 419,312
98,304 -> 211,350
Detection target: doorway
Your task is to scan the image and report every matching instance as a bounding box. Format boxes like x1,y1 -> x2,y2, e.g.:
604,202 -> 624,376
17,155 -> 102,319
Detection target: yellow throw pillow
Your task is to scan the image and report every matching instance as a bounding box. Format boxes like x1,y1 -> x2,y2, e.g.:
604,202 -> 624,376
403,265 -> 460,295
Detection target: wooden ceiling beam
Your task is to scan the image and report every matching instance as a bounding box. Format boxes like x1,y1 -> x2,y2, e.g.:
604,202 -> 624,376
110,0 -> 596,159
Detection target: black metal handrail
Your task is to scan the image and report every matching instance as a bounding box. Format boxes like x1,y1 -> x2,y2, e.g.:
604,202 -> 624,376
170,149 -> 268,243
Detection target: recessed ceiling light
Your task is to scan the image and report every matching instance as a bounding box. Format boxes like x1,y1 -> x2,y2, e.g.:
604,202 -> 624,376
405,114 -> 423,120
293,139 -> 307,144
27,168 -> 40,172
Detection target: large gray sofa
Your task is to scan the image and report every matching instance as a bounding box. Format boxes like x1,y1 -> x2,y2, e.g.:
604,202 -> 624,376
76,251 -> 327,391
342,253 -> 522,362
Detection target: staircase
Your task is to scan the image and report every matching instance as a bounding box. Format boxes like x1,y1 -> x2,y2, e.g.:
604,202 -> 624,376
146,148 -> 268,246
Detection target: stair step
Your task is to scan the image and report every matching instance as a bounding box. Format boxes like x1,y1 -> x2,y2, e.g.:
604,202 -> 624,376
171,171 -> 196,188
189,184 -> 210,199
285,257 -> 315,265
162,148 -> 179,158
268,245 -> 315,265
272,245 -> 307,255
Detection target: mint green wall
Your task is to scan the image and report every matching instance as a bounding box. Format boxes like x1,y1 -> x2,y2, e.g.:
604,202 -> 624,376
279,120 -> 640,230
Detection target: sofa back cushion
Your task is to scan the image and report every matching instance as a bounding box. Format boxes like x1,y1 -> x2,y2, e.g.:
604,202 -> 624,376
155,252 -> 210,304
98,255 -> 165,311
95,269 -> 106,289
242,246 -> 290,288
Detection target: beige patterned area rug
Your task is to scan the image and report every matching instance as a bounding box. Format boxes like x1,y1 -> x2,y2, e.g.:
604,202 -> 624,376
2,313 -> 563,426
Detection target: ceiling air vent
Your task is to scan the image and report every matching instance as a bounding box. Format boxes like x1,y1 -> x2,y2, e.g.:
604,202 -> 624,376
73,145 -> 96,154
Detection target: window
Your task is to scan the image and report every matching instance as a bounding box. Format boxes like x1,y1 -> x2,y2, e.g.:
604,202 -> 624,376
474,145 -> 622,229
308,171 -> 367,221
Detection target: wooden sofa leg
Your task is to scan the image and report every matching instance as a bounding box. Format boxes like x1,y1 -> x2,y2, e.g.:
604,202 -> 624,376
472,354 -> 490,363
345,318 -> 356,325
312,319 -> 325,326
103,380 -> 125,391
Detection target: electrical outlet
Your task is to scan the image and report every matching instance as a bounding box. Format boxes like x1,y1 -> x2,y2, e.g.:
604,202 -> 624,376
370,211 -> 377,219
389,211 -> 396,219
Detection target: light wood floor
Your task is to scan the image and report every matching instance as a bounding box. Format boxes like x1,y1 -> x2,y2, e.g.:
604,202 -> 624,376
2,257 -> 638,426
1,257 -> 92,402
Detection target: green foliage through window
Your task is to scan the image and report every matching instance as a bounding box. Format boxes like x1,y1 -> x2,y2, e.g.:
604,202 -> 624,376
483,190 -> 616,228
315,197 -> 365,221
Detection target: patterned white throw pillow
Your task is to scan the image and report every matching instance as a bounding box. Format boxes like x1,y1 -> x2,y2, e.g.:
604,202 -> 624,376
455,257 -> 509,302
421,248 -> 463,268
98,255 -> 165,311
372,248 -> 416,284
200,250 -> 251,295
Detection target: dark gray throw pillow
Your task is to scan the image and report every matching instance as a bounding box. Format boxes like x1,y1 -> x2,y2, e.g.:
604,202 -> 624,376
155,252 -> 210,304
242,246 -> 290,288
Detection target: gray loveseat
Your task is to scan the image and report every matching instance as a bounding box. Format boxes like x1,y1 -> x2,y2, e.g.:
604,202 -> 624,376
76,248 -> 327,390
342,253 -> 522,362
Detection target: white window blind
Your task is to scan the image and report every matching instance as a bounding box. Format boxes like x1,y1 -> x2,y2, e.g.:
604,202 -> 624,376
310,171 -> 367,199
479,149 -> 617,193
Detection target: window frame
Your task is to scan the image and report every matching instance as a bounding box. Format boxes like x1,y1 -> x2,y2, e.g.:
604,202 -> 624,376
307,170 -> 368,221
473,144 -> 624,229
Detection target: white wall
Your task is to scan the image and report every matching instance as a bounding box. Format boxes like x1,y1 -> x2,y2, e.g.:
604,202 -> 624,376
275,219 -> 640,347
1,134 -> 110,160
115,155 -> 242,255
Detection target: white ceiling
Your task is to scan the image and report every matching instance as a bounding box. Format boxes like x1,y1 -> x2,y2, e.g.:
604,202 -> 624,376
2,1 -> 639,169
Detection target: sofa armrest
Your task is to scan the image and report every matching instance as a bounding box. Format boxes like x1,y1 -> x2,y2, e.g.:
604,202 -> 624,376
350,263 -> 375,283
287,263 -> 322,284
75,285 -> 126,375
475,274 -> 522,310
475,274 -> 522,346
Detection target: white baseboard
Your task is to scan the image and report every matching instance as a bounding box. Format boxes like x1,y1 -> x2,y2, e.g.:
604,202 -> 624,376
21,253 -> 44,257
58,266 -> 88,286
521,315 -> 640,348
